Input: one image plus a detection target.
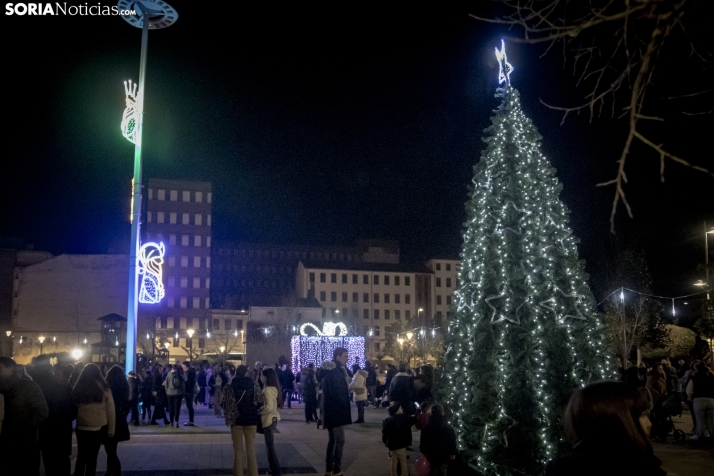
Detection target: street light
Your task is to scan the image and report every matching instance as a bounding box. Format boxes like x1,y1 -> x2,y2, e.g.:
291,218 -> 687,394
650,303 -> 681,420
703,222 -> 714,300
118,0 -> 179,374
38,336 -> 45,355
220,346 -> 226,367
241,329 -> 245,364
164,341 -> 170,362
187,328 -> 194,363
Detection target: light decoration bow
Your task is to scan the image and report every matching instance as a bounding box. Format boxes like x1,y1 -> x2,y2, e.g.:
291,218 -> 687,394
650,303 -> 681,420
495,39 -> 514,85
121,80 -> 139,144
300,322 -> 348,337
138,242 -> 165,304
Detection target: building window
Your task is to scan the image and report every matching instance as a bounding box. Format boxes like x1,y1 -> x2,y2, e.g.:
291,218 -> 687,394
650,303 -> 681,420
181,256 -> 188,267
331,273 -> 337,283
446,263 -> 451,271
157,189 -> 165,200
320,273 -> 326,283
374,342 -> 380,352
212,319 -> 219,329
180,277 -> 188,288
206,237 -> 211,247
384,275 -> 390,285
405,276 -> 411,286
363,309 -> 369,319
395,310 -> 401,320
192,297 -> 200,308
170,190 -> 178,201
180,297 -> 187,308
384,294 -> 390,304
384,309 -> 390,320
182,235 -> 189,246
170,212 -> 177,224
446,295 -> 452,305
206,257 -> 211,268
405,294 -> 411,304
168,298 -> 174,308
374,325 -> 380,336
342,292 -> 348,302
374,275 -> 379,285
446,278 -> 452,287
374,293 -> 379,303
363,293 -> 369,303
352,292 -> 358,302
342,273 -> 348,284
196,191 -> 203,203
168,277 -> 175,287
157,212 -> 165,223
173,338 -> 180,348
394,276 -> 400,286
436,295 -> 442,305
195,214 -> 202,226
436,262 -> 441,270
436,277 -> 442,287
330,308 -> 337,318
405,310 -> 411,319
205,278 -> 211,289
222,319 -> 230,330
168,256 -> 176,267
436,311 -> 443,320
193,277 -> 200,289
198,338 -> 205,349
352,274 -> 358,284
147,211 -> 153,223
182,191 -> 190,201
194,235 -> 202,247
169,234 -> 176,245
149,188 -> 154,199
194,256 -> 201,267
207,192 -> 212,203
395,294 -> 400,304
309,272 -> 315,283
182,213 -> 190,225
363,274 -> 369,285
374,309 -> 380,320
331,292 -> 337,302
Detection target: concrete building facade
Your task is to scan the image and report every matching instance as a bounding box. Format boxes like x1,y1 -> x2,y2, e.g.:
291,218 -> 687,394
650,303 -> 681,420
425,258 -> 460,326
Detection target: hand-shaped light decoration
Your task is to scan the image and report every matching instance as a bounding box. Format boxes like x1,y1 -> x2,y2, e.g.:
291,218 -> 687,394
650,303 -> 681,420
300,322 -> 348,337
121,80 -> 139,144
495,39 -> 514,85
138,242 -> 165,304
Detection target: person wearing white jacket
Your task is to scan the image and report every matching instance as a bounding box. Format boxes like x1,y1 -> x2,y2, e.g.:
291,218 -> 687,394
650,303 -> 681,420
349,369 -> 368,423
261,368 -> 283,476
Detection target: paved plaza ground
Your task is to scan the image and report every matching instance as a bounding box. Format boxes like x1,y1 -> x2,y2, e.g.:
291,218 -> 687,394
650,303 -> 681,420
43,401 -> 713,476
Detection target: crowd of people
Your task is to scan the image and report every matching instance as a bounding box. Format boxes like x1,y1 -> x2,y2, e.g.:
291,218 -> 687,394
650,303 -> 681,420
1,348 -> 712,476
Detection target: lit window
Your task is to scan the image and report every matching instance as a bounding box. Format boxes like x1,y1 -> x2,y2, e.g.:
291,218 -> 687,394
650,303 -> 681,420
205,278 -> 210,288
170,190 -> 177,201
182,191 -> 190,202
206,237 -> 211,247
157,212 -> 165,223
147,211 -> 153,223
157,189 -> 165,200
168,256 -> 176,267
195,214 -> 202,226
170,212 -> 177,224
180,256 -> 188,267
182,213 -> 190,225
207,192 -> 212,203
168,277 -> 175,287
180,277 -> 187,288
167,298 -> 174,308
193,297 -> 200,308
180,297 -> 187,308
182,235 -> 189,246
207,215 -> 212,226
205,297 -> 210,308
193,277 -> 200,289
194,235 -> 201,247
169,234 -> 176,245
148,188 -> 154,199
193,256 -> 201,267
206,257 -> 211,268
196,191 -> 203,203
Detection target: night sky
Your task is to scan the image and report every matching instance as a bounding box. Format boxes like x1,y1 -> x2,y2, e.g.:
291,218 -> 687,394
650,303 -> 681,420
2,2 -> 712,319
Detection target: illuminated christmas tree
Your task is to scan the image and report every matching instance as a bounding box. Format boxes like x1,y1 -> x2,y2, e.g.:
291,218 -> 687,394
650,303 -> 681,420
442,42 -> 611,475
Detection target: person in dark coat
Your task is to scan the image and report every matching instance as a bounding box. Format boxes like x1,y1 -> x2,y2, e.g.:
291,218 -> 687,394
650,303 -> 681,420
224,365 -> 262,476
302,365 -> 319,423
30,356 -> 76,476
279,364 -> 295,409
364,361 -> 378,408
182,362 -> 197,426
150,366 -> 170,425
196,365 -> 207,405
545,381 -> 665,476
382,403 -> 416,476
139,370 -> 153,422
0,357 -> 49,476
419,403 -> 457,476
127,371 -> 140,425
414,375 -> 433,405
322,347 -> 352,476
389,363 -> 415,414
105,365 -> 131,476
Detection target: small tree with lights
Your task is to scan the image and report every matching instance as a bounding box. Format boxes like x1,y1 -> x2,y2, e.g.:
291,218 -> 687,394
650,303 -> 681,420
441,42 -> 611,475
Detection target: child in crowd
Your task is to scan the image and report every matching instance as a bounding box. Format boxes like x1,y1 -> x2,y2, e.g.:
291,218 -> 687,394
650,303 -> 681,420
382,403 -> 415,476
419,403 -> 457,476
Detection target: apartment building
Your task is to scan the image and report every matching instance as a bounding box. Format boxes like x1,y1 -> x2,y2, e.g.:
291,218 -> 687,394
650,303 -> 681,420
425,258 -> 460,326
145,179 -> 213,352
295,261 -> 433,360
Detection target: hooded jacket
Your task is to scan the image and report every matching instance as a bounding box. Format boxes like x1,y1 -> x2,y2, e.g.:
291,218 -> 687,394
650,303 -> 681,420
349,369 -> 369,402
321,360 -> 352,429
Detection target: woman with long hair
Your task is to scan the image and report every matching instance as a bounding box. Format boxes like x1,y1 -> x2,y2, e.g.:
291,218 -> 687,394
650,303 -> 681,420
105,365 -> 130,475
223,365 -> 262,476
164,363 -> 185,427
72,363 -> 115,476
150,366 -> 170,425
545,381 -> 665,476
261,368 -> 283,476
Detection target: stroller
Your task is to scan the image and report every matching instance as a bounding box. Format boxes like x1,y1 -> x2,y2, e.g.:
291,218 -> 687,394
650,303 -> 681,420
650,393 -> 686,442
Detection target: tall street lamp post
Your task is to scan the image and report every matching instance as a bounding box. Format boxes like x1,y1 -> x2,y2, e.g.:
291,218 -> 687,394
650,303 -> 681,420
220,346 -> 226,367
38,336 -> 45,355
118,0 -> 178,374
187,328 -> 194,363
5,331 -> 12,358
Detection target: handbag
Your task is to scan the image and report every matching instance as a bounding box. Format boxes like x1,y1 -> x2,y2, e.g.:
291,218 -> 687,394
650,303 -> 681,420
354,387 -> 366,395
222,387 -> 246,427
193,382 -> 201,396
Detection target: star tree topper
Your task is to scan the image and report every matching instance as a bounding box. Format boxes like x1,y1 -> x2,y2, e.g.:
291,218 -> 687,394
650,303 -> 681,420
495,39 -> 514,85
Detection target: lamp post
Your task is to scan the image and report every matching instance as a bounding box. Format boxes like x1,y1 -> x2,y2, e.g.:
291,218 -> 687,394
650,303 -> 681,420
220,346 -> 226,367
38,336 -> 45,355
705,222 -> 714,300
187,328 -> 194,363
241,329 -> 245,364
118,0 -> 178,374
5,330 -> 12,358
164,341 -> 170,363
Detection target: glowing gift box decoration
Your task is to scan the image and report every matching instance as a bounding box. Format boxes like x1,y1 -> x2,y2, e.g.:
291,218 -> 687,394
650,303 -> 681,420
291,321 -> 365,372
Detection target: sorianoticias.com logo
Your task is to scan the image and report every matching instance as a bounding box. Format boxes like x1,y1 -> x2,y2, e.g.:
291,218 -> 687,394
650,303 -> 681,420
5,3 -> 136,15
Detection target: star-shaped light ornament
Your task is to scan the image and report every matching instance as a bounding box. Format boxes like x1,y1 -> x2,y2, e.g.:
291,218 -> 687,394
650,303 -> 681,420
495,39 -> 514,85
539,288 -> 587,324
485,286 -> 526,324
